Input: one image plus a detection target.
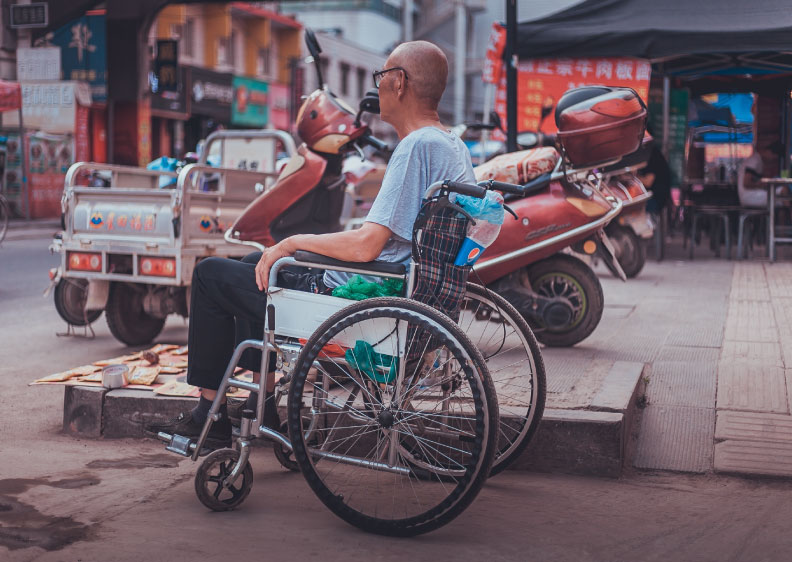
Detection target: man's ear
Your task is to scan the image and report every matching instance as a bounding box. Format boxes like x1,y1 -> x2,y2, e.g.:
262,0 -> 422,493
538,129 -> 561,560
395,78 -> 406,100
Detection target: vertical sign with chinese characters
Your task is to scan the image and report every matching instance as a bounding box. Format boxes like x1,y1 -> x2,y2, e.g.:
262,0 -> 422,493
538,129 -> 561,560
50,13 -> 107,103
495,57 -> 652,133
155,40 -> 179,93
482,23 -> 506,84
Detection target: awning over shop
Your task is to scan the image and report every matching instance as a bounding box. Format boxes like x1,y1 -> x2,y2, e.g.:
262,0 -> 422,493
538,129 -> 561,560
516,0 -> 792,73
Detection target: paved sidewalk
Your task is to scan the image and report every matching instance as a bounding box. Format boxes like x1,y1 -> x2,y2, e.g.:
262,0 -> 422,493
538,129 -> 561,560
568,255 -> 792,477
714,262 -> 792,477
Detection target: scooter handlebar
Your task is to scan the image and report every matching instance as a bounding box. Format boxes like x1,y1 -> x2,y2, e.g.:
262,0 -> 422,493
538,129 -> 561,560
484,180 -> 525,195
359,134 -> 390,153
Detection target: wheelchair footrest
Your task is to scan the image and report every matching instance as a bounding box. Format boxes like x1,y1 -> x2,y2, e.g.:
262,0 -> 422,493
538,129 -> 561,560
158,432 -> 195,457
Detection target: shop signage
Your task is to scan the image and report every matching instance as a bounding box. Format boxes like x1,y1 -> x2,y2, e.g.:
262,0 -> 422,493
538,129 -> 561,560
50,13 -> 107,103
155,40 -> 179,93
151,66 -> 187,116
232,76 -> 268,127
2,82 -> 92,133
17,47 -> 61,81
495,57 -> 652,133
189,66 -> 233,121
10,3 -> 48,29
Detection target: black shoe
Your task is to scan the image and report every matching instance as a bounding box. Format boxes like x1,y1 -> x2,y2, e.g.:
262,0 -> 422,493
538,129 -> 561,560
144,411 -> 232,450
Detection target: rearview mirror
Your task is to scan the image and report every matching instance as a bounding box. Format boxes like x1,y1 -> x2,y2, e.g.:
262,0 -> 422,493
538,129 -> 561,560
358,89 -> 380,115
489,110 -> 503,131
304,29 -> 325,87
304,28 -> 322,60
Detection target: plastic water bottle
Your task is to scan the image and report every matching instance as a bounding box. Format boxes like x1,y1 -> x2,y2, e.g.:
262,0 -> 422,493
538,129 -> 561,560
453,190 -> 505,266
454,220 -> 501,266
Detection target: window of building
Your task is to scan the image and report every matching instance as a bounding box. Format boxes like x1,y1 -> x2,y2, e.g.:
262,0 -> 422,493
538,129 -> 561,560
217,37 -> 228,66
184,18 -> 195,57
340,63 -> 350,96
357,67 -> 366,98
228,30 -> 237,67
257,47 -> 271,77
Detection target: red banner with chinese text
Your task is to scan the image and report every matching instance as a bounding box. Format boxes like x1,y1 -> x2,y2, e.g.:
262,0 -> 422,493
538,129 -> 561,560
482,23 -> 507,84
495,57 -> 652,133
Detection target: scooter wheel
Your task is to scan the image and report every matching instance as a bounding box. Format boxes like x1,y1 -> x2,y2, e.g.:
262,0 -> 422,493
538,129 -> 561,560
524,253 -> 604,347
608,223 -> 646,279
194,448 -> 253,512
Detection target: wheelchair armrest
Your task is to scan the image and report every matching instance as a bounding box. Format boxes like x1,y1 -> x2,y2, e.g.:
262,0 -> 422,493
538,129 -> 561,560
293,250 -> 407,276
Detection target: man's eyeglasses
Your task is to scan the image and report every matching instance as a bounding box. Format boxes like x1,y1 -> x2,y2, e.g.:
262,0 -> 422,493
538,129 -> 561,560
372,67 -> 408,88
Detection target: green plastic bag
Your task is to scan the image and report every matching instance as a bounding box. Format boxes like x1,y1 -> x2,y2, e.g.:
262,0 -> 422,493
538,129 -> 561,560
344,340 -> 399,384
332,275 -> 404,301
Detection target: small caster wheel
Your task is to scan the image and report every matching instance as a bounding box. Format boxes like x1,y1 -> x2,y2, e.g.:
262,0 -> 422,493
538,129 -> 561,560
273,421 -> 299,472
194,448 -> 253,511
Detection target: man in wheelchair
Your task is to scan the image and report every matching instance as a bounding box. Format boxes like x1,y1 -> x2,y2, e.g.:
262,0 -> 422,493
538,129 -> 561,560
145,40 -> 476,449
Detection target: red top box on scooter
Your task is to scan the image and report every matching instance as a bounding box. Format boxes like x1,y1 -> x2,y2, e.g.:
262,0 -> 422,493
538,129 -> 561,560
555,86 -> 647,167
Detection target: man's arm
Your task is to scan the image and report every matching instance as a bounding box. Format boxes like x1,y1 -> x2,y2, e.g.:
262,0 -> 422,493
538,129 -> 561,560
255,222 -> 392,290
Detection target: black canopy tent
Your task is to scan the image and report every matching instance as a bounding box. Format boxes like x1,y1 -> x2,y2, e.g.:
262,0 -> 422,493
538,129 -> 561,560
504,0 -> 792,151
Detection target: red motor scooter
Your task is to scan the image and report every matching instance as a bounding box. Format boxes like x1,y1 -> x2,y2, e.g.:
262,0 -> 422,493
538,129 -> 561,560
225,30 -> 389,250
597,138 -> 655,278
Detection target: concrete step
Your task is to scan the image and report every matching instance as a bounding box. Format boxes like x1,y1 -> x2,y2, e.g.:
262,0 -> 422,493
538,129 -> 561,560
62,361 -> 648,478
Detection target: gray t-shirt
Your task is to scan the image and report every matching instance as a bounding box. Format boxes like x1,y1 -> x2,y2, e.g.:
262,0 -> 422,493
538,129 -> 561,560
324,126 -> 475,288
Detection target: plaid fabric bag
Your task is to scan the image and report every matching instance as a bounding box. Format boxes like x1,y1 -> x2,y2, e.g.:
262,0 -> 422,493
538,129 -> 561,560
405,200 -> 471,364
410,202 -> 470,321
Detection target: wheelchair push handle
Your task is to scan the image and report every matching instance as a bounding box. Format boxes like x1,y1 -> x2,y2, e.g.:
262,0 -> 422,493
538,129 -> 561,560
444,180 -> 487,198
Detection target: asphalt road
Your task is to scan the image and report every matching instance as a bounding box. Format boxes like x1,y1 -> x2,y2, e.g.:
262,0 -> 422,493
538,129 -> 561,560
2,233 -> 792,562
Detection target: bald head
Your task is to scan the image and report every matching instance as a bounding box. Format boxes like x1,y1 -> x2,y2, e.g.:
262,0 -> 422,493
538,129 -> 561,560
388,41 -> 448,110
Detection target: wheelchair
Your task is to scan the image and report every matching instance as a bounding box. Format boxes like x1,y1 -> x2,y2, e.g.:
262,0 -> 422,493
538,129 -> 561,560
156,179 -> 546,537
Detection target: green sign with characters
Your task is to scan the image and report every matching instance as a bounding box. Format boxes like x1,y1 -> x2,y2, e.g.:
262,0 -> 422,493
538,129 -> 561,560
231,76 -> 268,127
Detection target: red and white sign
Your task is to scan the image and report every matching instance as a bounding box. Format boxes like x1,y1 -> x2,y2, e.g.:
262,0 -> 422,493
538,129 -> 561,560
482,23 -> 507,84
495,57 -> 652,133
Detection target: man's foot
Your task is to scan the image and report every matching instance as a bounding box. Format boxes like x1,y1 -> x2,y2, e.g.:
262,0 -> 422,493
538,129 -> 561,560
227,395 -> 281,432
144,411 -> 232,450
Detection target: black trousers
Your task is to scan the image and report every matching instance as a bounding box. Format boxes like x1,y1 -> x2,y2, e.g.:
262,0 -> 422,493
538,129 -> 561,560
186,252 -> 327,390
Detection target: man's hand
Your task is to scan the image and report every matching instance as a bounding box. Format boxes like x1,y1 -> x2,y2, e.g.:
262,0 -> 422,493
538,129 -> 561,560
255,241 -> 293,291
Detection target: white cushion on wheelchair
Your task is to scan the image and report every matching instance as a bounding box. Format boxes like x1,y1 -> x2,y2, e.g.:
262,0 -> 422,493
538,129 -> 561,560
269,288 -> 406,354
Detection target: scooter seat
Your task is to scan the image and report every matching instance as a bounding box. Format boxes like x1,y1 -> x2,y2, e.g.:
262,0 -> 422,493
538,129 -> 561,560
474,147 -> 559,186
293,250 -> 407,276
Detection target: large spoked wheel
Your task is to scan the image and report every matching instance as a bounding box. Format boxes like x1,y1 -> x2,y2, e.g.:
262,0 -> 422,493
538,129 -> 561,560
287,297 -> 498,537
0,194 -> 9,243
53,278 -> 103,326
607,223 -> 646,279
523,254 -> 604,347
105,282 -> 166,346
460,283 -> 546,476
194,448 -> 253,512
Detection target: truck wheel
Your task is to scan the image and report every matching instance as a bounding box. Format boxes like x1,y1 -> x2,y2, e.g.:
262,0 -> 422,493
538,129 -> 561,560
523,254 -> 604,347
106,283 -> 166,346
607,223 -> 646,279
54,278 -> 102,326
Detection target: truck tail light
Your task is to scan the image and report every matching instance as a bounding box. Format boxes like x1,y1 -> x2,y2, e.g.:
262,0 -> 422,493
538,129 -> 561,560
67,252 -> 102,272
139,257 -> 176,277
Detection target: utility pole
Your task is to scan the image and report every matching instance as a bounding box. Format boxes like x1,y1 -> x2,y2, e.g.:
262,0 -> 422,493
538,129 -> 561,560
505,0 -> 517,152
454,2 -> 467,125
402,0 -> 413,42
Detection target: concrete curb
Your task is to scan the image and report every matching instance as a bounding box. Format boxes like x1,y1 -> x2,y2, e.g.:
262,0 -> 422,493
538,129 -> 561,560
62,360 -> 648,478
